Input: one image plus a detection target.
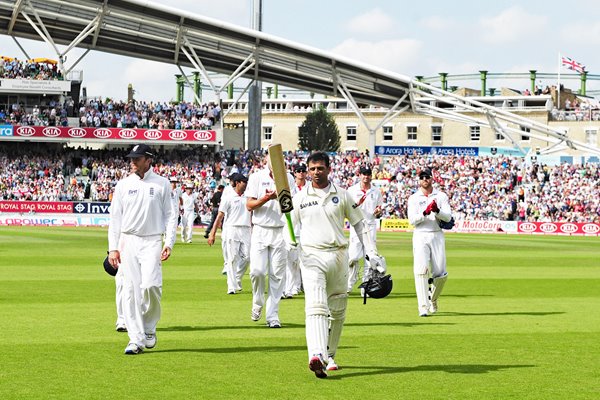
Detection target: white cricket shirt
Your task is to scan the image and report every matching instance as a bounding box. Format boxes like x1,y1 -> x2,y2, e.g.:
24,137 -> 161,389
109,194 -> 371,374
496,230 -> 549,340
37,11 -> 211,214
246,168 -> 295,227
407,188 -> 452,232
347,183 -> 382,225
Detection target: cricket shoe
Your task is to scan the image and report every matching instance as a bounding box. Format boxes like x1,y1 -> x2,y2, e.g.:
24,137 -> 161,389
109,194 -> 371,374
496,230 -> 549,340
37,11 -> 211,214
124,343 -> 143,355
429,300 -> 438,314
251,306 -> 262,321
309,354 -> 327,378
326,357 -> 339,371
115,323 -> 127,332
267,320 -> 281,328
144,333 -> 157,349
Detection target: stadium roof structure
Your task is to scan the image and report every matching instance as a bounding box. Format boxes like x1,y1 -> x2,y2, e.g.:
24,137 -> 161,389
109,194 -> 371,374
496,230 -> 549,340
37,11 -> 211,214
0,0 -> 599,155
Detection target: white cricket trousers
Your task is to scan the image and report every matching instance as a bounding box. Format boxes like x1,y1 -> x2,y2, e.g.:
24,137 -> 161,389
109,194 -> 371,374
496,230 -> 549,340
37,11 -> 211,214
119,233 -> 163,348
115,267 -> 125,327
285,246 -> 302,296
249,225 -> 287,323
301,248 -> 348,360
412,230 -> 446,313
347,223 -> 377,290
181,211 -> 195,242
223,226 -> 251,293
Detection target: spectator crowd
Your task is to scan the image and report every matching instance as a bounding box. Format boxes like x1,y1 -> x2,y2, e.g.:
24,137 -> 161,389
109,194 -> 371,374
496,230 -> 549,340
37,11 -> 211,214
1,142 -> 598,224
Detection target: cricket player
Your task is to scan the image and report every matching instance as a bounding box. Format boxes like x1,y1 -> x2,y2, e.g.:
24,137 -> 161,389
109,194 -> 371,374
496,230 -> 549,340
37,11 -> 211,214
246,154 -> 296,328
291,151 -> 385,378
346,166 -> 383,292
407,167 -> 452,317
180,183 -> 198,243
207,173 -> 250,294
107,143 -> 178,355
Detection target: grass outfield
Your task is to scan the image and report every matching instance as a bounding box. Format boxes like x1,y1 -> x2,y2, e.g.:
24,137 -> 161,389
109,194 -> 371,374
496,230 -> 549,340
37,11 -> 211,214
0,226 -> 598,399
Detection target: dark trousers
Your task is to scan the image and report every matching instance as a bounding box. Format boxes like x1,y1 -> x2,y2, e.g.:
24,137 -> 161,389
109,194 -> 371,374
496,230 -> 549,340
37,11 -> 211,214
205,207 -> 219,235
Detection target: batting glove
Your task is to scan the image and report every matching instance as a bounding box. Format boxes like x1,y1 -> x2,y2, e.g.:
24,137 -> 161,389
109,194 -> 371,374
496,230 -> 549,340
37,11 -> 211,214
365,253 -> 387,274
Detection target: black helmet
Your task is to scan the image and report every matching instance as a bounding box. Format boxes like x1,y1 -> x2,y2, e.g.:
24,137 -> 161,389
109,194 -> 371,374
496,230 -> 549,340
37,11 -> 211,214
358,271 -> 393,304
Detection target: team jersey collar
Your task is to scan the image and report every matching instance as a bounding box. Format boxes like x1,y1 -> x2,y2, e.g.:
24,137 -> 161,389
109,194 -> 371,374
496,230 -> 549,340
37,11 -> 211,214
307,181 -> 338,196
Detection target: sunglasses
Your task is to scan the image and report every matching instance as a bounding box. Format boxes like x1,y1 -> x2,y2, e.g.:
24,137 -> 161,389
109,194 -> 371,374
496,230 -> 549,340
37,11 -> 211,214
419,175 -> 432,180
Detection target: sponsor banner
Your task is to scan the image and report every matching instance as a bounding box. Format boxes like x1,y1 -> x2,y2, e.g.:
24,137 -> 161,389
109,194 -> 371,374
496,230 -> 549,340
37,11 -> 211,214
0,215 -> 79,226
479,146 -> 529,157
0,79 -> 71,93
517,221 -> 600,236
0,124 -> 13,136
454,220 -> 518,233
77,216 -> 110,226
381,219 -> 413,232
8,125 -> 217,143
73,202 -> 110,214
375,146 -> 479,157
0,201 -> 73,213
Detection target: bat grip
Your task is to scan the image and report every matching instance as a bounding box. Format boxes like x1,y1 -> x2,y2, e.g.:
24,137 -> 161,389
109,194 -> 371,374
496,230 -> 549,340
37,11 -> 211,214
284,213 -> 297,245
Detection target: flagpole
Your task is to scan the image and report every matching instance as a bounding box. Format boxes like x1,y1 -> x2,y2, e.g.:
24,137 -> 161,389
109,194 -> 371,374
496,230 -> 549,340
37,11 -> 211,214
557,52 -> 561,110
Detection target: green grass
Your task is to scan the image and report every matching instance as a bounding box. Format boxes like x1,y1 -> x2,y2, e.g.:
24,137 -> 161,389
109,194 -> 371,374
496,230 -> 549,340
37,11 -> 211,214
0,227 -> 598,399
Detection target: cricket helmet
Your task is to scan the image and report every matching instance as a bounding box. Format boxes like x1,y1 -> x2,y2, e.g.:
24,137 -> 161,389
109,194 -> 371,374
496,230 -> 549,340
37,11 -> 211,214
358,271 -> 393,304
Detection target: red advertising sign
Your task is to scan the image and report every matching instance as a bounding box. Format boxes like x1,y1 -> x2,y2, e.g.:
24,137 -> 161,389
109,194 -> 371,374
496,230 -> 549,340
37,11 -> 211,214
0,201 -> 73,213
8,126 -> 217,143
517,221 -> 600,236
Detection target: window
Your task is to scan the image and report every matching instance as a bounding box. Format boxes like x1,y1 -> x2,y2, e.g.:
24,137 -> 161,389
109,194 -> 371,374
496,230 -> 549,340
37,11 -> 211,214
407,125 -> 417,141
469,126 -> 481,141
431,125 -> 443,142
263,126 -> 273,141
383,125 -> 393,141
520,126 -> 530,141
585,128 -> 597,146
495,130 -> 505,141
346,126 -> 357,141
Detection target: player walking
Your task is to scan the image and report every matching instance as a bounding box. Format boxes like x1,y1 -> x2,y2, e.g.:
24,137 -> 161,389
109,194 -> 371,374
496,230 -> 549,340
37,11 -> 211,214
407,167 -> 452,317
291,151 -> 385,378
180,183 -> 198,243
346,166 -> 383,292
246,154 -> 296,328
283,163 -> 307,299
207,173 -> 251,294
107,144 -> 177,355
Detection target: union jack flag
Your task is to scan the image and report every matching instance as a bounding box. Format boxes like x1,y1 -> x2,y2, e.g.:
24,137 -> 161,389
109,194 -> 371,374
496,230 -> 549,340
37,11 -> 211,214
561,56 -> 586,74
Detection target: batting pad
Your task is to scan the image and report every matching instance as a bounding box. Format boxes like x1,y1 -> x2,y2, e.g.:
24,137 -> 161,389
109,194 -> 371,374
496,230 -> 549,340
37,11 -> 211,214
430,273 -> 448,302
327,293 -> 348,358
415,273 -> 430,315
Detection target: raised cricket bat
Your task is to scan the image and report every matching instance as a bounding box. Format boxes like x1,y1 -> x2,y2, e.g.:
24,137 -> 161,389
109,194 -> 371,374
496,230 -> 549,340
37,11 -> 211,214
268,143 -> 297,244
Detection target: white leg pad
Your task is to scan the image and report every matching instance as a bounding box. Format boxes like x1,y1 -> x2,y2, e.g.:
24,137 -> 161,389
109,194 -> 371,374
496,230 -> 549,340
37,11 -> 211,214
327,293 -> 347,358
430,273 -> 448,302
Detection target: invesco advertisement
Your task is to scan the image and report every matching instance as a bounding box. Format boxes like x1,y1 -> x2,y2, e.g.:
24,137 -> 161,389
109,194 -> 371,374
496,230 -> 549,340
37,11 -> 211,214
3,125 -> 217,143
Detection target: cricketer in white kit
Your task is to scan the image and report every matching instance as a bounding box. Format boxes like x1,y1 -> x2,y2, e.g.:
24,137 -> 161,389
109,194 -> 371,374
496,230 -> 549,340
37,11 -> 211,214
180,183 -> 198,243
291,151 -> 385,378
407,167 -> 451,317
246,165 -> 296,328
207,173 -> 251,294
108,144 -> 177,355
346,166 -> 383,292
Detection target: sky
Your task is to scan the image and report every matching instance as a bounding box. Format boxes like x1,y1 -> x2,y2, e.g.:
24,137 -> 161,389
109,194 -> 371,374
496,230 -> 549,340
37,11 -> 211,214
2,0 -> 600,102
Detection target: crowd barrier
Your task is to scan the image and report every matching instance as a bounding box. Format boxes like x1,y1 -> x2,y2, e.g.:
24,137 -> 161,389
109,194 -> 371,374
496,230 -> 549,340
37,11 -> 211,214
1,201 -> 598,236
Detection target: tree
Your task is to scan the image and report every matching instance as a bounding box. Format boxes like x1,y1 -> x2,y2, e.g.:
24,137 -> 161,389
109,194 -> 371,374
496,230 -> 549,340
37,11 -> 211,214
298,106 -> 341,152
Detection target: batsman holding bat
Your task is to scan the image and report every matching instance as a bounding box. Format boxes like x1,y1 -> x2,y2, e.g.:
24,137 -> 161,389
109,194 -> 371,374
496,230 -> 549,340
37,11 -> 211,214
407,167 -> 452,317
290,151 -> 386,378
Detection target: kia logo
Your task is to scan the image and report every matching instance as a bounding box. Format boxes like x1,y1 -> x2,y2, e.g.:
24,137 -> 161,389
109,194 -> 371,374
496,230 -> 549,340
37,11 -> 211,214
582,224 -> 600,234
539,223 -> 557,233
560,223 -> 578,233
42,127 -> 61,137
144,129 -> 162,140
93,128 -> 112,138
520,222 -> 536,233
68,128 -> 86,138
16,126 -> 35,136
118,129 -> 137,139
194,130 -> 213,141
169,130 -> 187,140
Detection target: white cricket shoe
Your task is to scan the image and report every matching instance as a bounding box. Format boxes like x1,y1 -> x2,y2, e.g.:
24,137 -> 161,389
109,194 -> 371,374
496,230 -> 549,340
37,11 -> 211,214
124,343 -> 143,355
251,306 -> 262,321
309,354 -> 327,379
144,333 -> 157,349
428,300 -> 438,314
267,320 -> 281,328
326,357 -> 338,371
115,323 -> 127,332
